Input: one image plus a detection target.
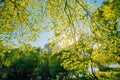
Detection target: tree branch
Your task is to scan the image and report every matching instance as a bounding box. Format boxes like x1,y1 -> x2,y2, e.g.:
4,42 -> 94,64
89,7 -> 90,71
90,58 -> 98,80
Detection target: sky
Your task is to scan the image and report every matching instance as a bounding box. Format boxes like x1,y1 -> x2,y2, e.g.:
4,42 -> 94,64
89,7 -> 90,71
30,0 -> 103,48
30,31 -> 54,48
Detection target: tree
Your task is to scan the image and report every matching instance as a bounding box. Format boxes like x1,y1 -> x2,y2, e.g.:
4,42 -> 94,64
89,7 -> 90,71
0,0 -> 120,80
49,0 -> 120,79
0,0 -> 42,48
90,0 -> 120,79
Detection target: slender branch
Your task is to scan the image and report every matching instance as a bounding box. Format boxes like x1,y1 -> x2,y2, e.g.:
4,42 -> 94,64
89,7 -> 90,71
42,0 -> 50,18
75,0 -> 94,34
90,59 -> 98,80
64,0 -> 77,42
75,0 -> 90,16
64,0 -> 71,24
76,0 -> 108,34
75,0 -> 106,42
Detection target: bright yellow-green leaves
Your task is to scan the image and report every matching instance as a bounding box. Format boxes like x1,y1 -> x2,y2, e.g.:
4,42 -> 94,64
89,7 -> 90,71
44,0 -> 92,38
0,0 -> 42,48
89,0 -> 120,79
102,0 -> 120,20
0,0 -> 28,33
49,0 -> 120,79
103,5 -> 116,20
93,0 -> 120,21
0,0 -> 120,79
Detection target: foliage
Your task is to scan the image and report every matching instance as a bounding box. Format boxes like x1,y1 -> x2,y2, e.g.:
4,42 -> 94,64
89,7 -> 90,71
0,0 -> 120,80
0,46 -> 39,79
49,0 -> 120,79
0,45 -> 69,80
0,0 -> 42,48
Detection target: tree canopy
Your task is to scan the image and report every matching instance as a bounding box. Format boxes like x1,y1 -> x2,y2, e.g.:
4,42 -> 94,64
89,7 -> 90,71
0,0 -> 120,80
